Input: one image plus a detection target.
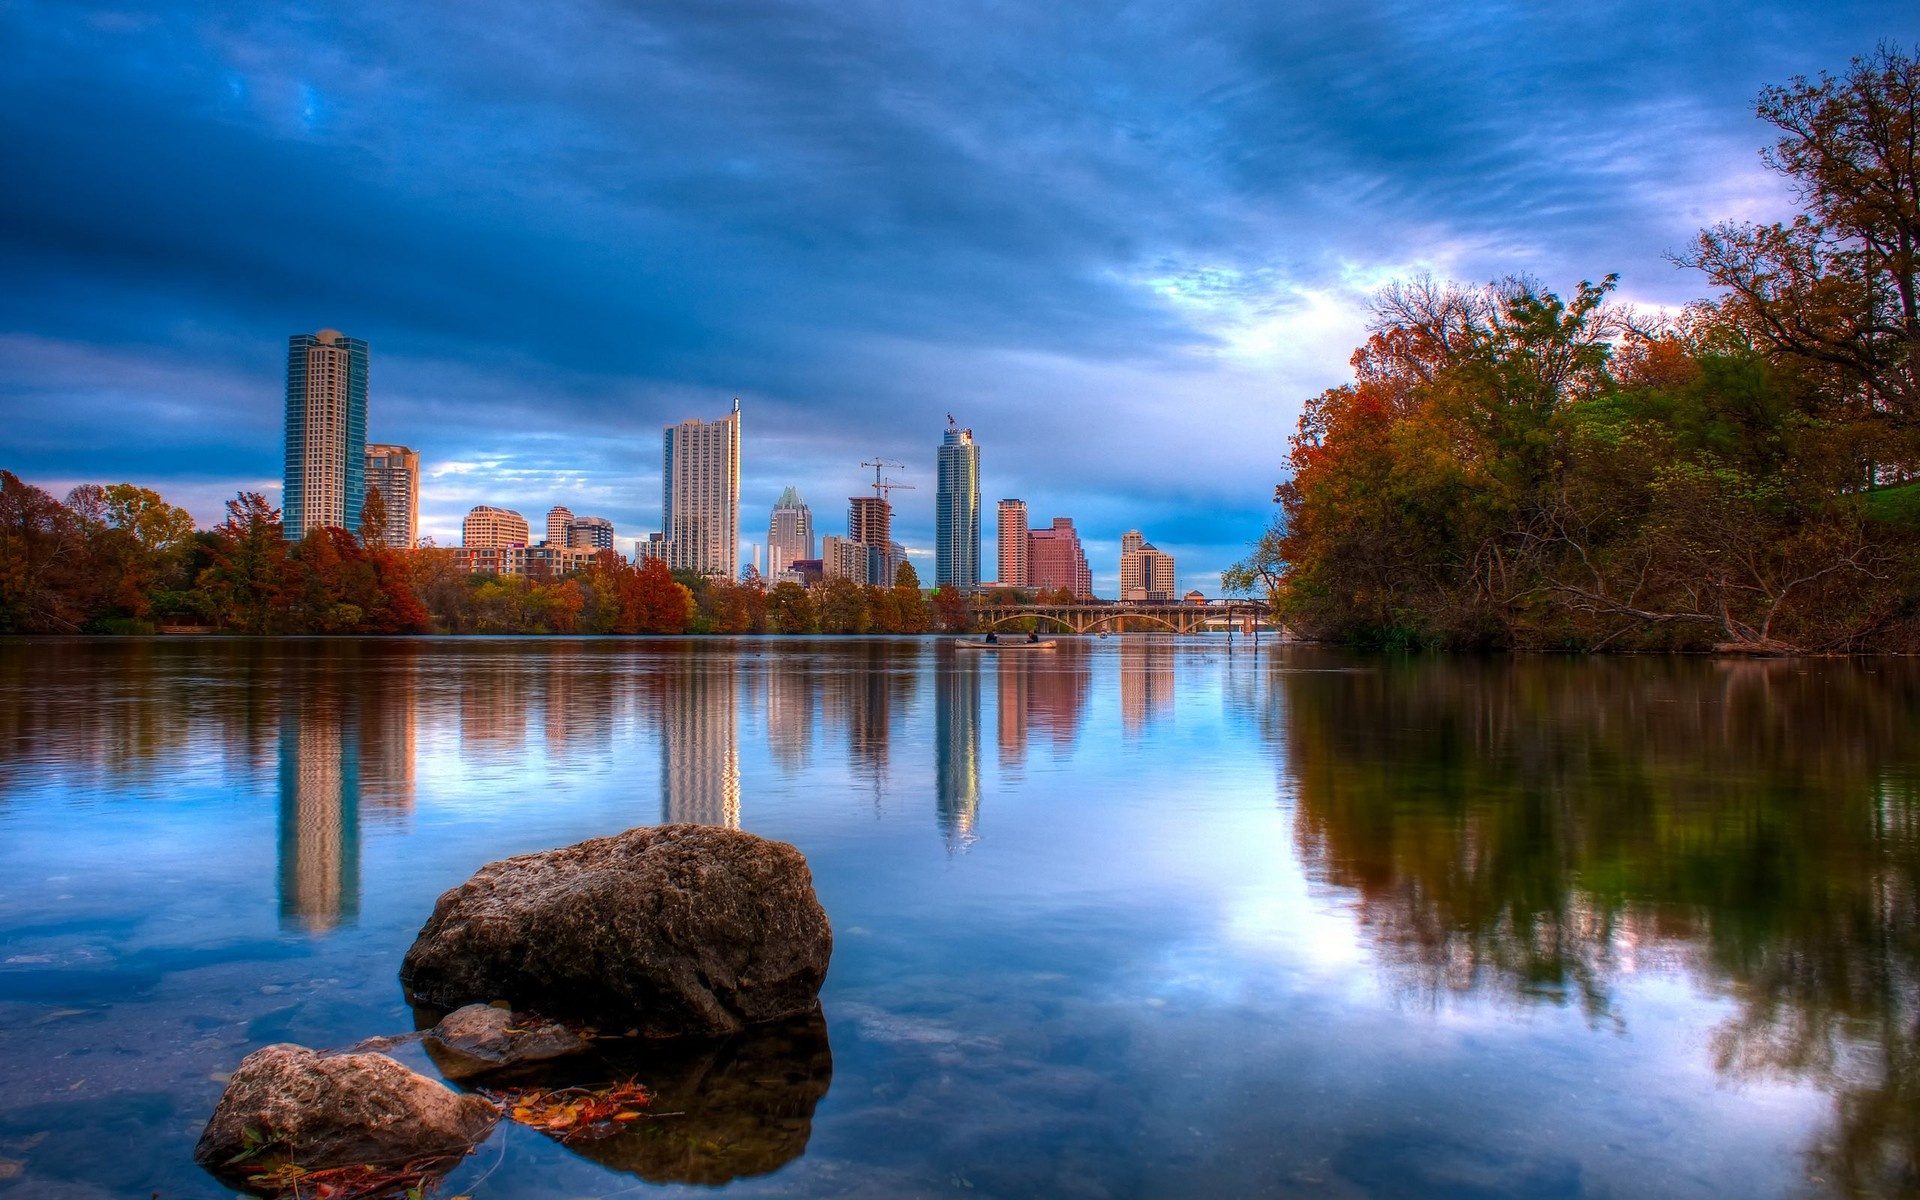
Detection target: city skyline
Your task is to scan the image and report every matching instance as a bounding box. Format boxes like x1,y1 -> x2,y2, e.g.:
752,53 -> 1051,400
13,4 -> 1906,594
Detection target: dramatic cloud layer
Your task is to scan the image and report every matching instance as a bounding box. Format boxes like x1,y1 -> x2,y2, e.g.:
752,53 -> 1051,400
3,0 -> 1914,589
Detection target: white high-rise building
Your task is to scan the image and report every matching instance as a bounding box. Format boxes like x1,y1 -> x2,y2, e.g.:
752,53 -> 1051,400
284,330 -> 368,542
659,400 -> 741,577
768,486 -> 813,577
546,506 -> 575,546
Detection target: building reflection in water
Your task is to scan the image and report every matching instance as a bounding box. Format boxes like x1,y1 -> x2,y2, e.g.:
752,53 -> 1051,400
994,647 -> 1090,770
764,656 -> 815,773
540,643 -> 619,764
936,653 -> 982,850
275,645 -> 422,932
1119,638 -> 1176,736
277,696 -> 360,933
660,654 -> 740,828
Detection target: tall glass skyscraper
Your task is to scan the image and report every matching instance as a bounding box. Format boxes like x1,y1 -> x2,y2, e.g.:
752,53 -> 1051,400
284,330 -> 369,541
936,423 -> 980,590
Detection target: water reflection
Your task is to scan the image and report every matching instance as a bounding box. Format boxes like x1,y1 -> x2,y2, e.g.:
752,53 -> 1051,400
994,648 -> 1089,770
276,704 -> 359,932
1118,638 -> 1175,735
936,653 -> 982,850
1274,652 -> 1920,1196
659,652 -> 741,828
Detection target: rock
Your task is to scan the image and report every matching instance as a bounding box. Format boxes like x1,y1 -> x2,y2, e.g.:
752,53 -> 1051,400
400,824 -> 832,1037
194,1044 -> 497,1186
424,1003 -> 588,1080
571,1007 -> 834,1185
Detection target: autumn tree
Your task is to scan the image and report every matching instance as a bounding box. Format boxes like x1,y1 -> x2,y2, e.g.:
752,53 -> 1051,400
1681,44 -> 1920,444
358,485 -> 389,548
626,558 -> 694,633
0,471 -> 83,632
199,492 -> 288,633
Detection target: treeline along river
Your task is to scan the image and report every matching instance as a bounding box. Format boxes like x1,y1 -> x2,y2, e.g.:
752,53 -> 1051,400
1,637 -> 1918,1197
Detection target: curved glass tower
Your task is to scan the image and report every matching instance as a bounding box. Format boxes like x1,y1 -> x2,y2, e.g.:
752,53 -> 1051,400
936,424 -> 980,590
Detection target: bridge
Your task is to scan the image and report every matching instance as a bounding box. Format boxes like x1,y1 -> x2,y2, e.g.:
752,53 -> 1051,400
972,600 -> 1274,636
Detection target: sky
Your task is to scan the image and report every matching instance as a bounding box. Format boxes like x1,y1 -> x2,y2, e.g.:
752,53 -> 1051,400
3,1 -> 1916,594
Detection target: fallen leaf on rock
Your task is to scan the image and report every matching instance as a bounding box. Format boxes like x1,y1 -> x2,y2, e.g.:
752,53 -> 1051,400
482,1081 -> 653,1144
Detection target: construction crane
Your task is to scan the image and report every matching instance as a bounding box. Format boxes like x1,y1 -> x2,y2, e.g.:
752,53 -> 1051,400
860,458 -> 915,504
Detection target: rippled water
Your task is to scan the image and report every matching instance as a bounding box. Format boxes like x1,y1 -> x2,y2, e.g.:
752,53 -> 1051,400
2,638 -> 1918,1199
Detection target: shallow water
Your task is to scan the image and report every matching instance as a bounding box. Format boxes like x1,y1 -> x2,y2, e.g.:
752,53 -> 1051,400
1,638 -> 1918,1198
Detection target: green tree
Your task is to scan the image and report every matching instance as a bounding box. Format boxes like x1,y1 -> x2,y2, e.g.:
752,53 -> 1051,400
767,580 -> 817,633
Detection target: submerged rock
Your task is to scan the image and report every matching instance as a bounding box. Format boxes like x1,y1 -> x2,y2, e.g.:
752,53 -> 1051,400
194,1044 -> 497,1186
400,824 -> 832,1037
424,1003 -> 589,1080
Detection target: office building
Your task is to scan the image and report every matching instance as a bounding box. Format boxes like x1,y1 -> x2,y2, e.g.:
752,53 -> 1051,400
363,444 -> 419,550
284,330 -> 369,541
464,505 -> 530,550
566,515 -> 615,551
1120,530 -> 1177,602
822,534 -> 884,584
997,499 -> 1030,588
768,487 -> 814,577
1029,517 -> 1092,597
936,424 -> 980,591
546,506 -> 575,546
659,400 -> 742,577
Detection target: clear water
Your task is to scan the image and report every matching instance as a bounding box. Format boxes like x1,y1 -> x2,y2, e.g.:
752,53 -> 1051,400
1,638 -> 1917,1199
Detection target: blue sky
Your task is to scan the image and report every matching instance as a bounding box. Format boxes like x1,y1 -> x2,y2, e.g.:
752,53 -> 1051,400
3,1 -> 1914,593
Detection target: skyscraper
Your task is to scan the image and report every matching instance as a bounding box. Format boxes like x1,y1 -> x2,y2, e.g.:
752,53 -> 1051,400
1029,517 -> 1092,597
936,423 -> 980,591
284,330 -> 368,541
1120,530 -> 1177,601
768,486 -> 814,576
363,444 -> 419,550
546,505 -> 575,546
997,499 -> 1030,588
661,400 -> 742,577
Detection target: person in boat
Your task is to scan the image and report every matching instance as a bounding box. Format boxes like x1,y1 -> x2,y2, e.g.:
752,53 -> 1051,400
985,631 -> 999,644
1027,630 -> 1040,643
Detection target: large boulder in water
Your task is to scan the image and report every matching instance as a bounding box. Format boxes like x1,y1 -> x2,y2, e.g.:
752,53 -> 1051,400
400,824 -> 833,1037
194,1044 -> 497,1186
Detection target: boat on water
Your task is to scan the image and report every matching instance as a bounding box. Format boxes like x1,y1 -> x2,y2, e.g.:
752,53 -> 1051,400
954,637 -> 1058,651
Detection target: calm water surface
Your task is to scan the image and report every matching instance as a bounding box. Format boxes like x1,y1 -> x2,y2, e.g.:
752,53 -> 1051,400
2,638 -> 1918,1199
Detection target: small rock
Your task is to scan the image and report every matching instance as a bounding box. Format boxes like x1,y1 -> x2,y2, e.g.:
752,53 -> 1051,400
425,1004 -> 588,1080
194,1044 -> 497,1186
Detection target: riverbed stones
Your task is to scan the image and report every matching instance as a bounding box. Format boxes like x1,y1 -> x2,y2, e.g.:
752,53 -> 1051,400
424,1003 -> 589,1079
194,1044 -> 497,1183
399,824 -> 833,1037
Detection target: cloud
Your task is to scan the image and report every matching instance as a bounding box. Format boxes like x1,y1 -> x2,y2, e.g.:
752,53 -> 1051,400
2,0 -> 1915,587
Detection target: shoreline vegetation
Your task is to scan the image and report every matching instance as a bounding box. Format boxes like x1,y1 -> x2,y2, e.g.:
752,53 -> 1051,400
0,480 -> 978,637
1224,46 -> 1920,655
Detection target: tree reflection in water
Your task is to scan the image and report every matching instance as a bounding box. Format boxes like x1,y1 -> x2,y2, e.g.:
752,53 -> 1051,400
1272,652 -> 1920,1195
